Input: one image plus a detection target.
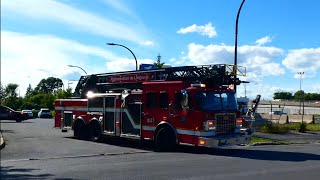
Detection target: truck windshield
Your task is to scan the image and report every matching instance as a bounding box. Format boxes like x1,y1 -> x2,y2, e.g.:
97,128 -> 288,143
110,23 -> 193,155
195,92 -> 237,111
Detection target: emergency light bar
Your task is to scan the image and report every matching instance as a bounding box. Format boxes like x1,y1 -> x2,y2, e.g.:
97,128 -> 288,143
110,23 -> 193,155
191,83 -> 206,88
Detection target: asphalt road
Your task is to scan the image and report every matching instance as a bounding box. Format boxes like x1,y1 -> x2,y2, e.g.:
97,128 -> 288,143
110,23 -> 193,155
1,118 -> 320,180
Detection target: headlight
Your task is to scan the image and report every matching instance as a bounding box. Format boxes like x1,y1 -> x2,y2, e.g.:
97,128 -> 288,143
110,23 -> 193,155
204,120 -> 216,131
236,118 -> 243,127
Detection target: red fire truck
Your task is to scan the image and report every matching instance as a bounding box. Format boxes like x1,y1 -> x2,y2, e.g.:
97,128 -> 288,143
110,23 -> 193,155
54,64 -> 254,150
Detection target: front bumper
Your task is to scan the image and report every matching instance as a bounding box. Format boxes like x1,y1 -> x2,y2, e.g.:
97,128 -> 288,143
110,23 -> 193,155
198,133 -> 253,148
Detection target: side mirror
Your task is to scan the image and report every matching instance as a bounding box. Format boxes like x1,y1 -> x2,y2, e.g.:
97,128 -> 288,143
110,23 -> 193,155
181,89 -> 189,110
169,103 -> 174,117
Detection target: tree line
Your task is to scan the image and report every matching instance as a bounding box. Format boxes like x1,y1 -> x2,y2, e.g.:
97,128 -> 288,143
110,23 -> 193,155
273,91 -> 320,101
0,77 -> 72,110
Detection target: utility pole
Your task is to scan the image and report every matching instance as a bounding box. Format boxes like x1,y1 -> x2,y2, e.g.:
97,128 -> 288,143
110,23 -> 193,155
297,72 -> 304,115
297,72 -> 304,123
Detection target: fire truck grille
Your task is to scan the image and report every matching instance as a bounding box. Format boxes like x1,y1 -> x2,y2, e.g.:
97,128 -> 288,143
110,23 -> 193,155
215,113 -> 236,134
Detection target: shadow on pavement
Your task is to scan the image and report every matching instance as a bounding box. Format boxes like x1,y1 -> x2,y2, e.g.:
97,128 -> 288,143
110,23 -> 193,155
65,136 -> 320,162
64,136 -> 155,151
0,166 -> 53,179
177,146 -> 320,162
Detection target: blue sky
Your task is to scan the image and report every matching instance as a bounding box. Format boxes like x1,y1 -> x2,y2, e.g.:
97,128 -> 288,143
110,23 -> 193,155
1,0 -> 320,99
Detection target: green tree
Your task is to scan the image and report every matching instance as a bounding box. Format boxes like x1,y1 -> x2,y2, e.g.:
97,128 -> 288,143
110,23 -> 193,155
20,102 -> 35,110
154,54 -> 165,68
294,90 -> 305,101
35,77 -> 63,94
54,88 -> 73,99
4,83 -> 19,97
273,92 -> 293,100
29,93 -> 55,110
25,84 -> 34,98
304,93 -> 320,101
1,83 -> 23,110
0,82 -> 4,100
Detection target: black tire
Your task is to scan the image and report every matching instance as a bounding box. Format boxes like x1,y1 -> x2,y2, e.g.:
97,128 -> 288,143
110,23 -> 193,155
155,127 -> 176,151
74,121 -> 88,140
73,122 -> 82,138
16,117 -> 22,122
89,123 -> 101,142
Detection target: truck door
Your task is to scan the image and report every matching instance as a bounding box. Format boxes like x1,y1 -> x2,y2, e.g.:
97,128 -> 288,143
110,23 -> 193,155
121,101 -> 142,137
141,91 -> 169,139
168,89 -> 195,144
62,111 -> 73,131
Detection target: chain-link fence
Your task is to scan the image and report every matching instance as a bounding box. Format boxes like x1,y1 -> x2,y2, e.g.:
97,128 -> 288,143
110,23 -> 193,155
256,105 -> 320,115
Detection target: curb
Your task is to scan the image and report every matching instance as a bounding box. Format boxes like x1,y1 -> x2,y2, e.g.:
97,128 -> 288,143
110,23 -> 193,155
0,130 -> 5,150
250,141 -> 315,146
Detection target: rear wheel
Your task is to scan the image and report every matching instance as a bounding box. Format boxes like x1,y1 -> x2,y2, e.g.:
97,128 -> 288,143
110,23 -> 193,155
16,116 -> 22,122
155,127 -> 176,151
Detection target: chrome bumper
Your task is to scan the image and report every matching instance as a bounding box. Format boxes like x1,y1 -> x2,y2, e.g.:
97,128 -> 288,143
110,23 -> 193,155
198,134 -> 252,148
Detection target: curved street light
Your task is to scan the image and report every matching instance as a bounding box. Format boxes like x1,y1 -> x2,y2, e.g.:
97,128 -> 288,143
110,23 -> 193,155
234,0 -> 246,92
106,43 -> 138,71
67,65 -> 87,74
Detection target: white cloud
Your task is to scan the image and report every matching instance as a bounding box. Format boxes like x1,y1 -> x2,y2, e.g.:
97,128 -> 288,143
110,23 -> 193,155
0,31 -> 138,96
177,22 -> 217,38
186,43 -> 284,78
183,43 -> 285,99
105,58 -> 154,72
102,0 -> 134,16
310,82 -> 320,93
282,48 -> 320,78
255,36 -> 272,46
139,41 -> 155,47
2,0 -> 154,45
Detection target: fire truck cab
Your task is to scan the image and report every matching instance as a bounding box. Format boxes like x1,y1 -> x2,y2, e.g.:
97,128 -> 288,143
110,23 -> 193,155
55,64 -> 253,150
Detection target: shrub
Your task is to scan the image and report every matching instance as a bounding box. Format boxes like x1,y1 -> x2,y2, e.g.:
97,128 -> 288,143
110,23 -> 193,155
298,122 -> 307,133
261,122 -> 289,134
51,110 -> 55,118
32,110 -> 40,118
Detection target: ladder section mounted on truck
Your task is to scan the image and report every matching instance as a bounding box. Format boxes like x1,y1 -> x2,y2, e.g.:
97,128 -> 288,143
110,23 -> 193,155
73,64 -> 246,98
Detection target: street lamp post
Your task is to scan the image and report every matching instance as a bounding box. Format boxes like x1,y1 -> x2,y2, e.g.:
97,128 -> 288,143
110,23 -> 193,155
106,43 -> 138,71
68,81 -> 72,89
234,0 -> 246,92
67,65 -> 87,75
297,72 -> 304,122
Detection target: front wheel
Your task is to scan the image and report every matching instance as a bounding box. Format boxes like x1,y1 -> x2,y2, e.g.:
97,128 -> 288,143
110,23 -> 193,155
74,121 -> 88,140
155,127 -> 176,151
89,123 -> 102,142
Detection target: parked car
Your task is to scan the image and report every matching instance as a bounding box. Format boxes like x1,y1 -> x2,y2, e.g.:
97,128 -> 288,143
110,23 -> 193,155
268,111 -> 287,115
0,105 -> 25,122
22,109 -> 33,119
38,108 -> 51,118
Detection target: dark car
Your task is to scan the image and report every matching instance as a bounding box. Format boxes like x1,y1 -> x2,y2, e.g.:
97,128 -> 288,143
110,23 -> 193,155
268,111 -> 287,115
0,105 -> 26,122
